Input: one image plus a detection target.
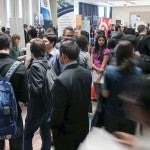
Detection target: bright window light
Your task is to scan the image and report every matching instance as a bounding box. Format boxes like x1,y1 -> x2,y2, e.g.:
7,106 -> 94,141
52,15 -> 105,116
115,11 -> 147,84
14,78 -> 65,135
18,0 -> 22,18
106,7 -> 110,18
99,7 -> 104,17
6,0 -> 11,22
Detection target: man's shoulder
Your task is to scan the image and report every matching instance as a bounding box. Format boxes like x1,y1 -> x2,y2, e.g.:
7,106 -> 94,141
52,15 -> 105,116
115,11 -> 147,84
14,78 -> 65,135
0,55 -> 26,75
31,59 -> 47,72
58,68 -> 71,79
78,65 -> 91,75
10,60 -> 26,76
105,65 -> 119,77
59,65 -> 91,78
136,34 -> 148,41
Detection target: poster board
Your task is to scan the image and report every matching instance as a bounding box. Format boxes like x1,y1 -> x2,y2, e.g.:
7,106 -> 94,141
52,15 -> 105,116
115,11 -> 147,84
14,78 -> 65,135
130,11 -> 150,26
76,15 -> 82,28
9,18 -> 25,48
82,20 -> 90,40
40,0 -> 53,29
82,20 -> 90,33
98,17 -> 112,38
57,0 -> 75,37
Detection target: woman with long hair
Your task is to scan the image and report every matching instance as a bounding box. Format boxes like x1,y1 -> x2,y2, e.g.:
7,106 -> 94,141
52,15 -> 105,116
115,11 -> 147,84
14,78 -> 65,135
9,34 -> 21,59
102,41 -> 142,134
91,34 -> 110,99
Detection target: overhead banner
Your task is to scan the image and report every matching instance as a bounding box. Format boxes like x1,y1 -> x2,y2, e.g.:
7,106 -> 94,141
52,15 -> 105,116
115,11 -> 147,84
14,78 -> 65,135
57,0 -> 74,37
40,0 -> 53,29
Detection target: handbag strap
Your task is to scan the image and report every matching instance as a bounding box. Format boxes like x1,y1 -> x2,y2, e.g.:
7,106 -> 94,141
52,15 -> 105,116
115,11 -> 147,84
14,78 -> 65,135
5,61 -> 21,81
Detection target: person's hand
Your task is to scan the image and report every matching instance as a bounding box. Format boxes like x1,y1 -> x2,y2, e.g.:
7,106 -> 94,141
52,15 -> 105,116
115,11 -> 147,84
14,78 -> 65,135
134,51 -> 141,56
96,68 -> 104,74
96,73 -> 102,83
113,131 -> 138,148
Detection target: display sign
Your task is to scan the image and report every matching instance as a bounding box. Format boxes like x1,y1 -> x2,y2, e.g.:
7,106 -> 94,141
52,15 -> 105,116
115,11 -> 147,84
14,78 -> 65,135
40,0 -> 53,29
98,17 -> 112,38
57,0 -> 74,37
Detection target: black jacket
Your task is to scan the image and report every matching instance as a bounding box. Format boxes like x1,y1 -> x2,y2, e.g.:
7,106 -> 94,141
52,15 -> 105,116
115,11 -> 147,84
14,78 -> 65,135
51,62 -> 92,134
0,53 -> 28,113
136,34 -> 150,56
27,58 -> 50,119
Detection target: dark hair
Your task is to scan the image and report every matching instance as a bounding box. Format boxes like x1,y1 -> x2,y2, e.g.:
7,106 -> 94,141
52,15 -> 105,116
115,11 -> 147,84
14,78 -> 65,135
30,38 -> 46,58
76,35 -> 88,52
1,27 -> 6,33
115,25 -> 121,31
147,29 -> 150,35
94,34 -> 107,53
28,28 -> 38,38
115,32 -> 125,41
97,30 -> 105,36
23,24 -> 27,28
60,39 -> 80,60
11,34 -> 21,47
0,32 -> 11,50
63,26 -> 74,36
115,41 -> 135,73
57,36 -> 62,43
43,32 -> 57,47
137,24 -> 146,33
123,27 -> 135,35
80,30 -> 89,41
121,35 -> 136,48
107,39 -> 116,49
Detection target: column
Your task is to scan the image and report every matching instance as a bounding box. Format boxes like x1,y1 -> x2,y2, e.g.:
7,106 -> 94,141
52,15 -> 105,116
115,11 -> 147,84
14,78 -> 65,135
4,0 -> 13,27
0,0 -> 4,26
50,0 -> 57,26
15,0 -> 23,18
22,0 -> 33,25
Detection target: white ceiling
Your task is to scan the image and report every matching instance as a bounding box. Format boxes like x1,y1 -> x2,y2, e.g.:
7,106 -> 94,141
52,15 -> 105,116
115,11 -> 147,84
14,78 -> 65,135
77,0 -> 150,7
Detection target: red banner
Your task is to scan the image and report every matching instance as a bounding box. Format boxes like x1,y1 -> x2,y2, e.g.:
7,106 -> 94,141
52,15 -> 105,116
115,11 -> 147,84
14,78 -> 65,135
98,17 -> 112,38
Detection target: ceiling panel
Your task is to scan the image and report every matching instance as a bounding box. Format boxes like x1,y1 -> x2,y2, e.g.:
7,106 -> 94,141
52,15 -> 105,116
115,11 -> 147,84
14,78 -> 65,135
77,0 -> 150,7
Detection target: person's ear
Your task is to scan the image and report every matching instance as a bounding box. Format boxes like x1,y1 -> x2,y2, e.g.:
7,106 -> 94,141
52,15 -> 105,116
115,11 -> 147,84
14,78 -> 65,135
61,53 -> 67,60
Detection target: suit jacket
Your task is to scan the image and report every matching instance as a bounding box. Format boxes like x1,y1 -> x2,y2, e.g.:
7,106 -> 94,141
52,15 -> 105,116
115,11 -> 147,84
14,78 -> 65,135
51,62 -> 92,135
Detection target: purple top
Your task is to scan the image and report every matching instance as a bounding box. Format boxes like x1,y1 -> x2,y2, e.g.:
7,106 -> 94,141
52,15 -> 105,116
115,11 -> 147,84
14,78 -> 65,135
92,48 -> 110,68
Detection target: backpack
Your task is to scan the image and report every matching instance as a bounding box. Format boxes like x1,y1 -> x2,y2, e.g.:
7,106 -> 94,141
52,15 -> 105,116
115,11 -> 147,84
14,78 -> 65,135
34,61 -> 57,113
0,61 -> 21,139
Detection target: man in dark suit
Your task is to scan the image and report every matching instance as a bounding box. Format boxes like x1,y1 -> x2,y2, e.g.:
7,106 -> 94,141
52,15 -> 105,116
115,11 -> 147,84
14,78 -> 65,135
51,39 -> 92,150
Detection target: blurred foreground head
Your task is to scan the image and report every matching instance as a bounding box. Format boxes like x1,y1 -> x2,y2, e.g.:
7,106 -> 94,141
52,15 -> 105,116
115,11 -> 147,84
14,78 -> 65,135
118,75 -> 150,126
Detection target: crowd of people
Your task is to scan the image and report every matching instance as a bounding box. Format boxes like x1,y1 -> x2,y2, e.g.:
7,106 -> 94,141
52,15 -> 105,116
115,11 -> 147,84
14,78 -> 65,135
0,22 -> 150,150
